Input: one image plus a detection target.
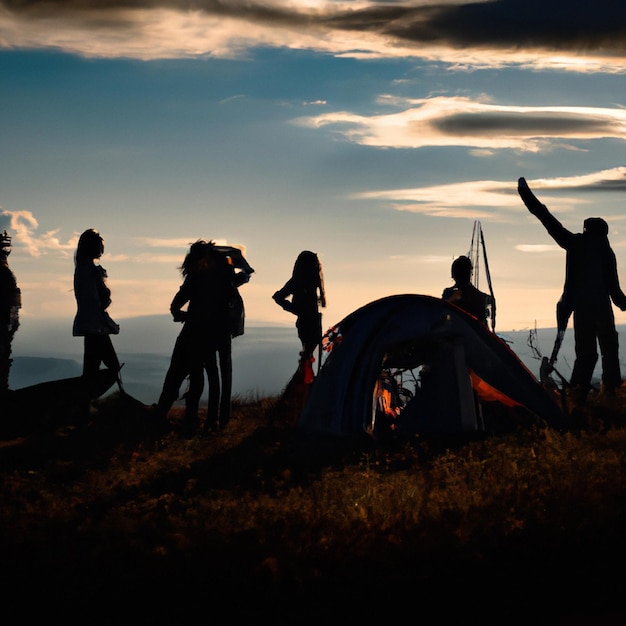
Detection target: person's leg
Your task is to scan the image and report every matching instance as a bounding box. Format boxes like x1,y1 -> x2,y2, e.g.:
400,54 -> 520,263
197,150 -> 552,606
570,311 -> 598,401
155,331 -> 192,420
180,353 -> 205,437
0,332 -> 11,398
217,338 -> 233,427
78,335 -> 104,418
98,335 -> 123,391
597,308 -> 621,393
184,366 -> 204,421
202,350 -> 220,433
297,313 -> 322,380
99,335 -> 121,372
83,335 -> 101,378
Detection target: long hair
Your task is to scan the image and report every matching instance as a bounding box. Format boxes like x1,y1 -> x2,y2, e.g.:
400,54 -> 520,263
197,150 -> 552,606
75,229 -> 104,264
180,239 -> 218,277
292,250 -> 326,307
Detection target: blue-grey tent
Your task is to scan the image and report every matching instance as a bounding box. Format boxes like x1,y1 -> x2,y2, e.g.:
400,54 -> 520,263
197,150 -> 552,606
299,295 -> 565,439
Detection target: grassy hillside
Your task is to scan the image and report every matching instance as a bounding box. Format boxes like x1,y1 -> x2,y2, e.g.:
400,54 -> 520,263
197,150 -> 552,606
1,391 -> 626,623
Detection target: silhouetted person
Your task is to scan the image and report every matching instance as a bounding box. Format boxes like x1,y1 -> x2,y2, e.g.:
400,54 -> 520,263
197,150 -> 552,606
442,255 -> 492,327
0,230 -> 21,403
183,244 -> 253,434
518,177 -> 626,403
273,250 -> 327,382
154,240 -> 252,437
73,229 -> 122,408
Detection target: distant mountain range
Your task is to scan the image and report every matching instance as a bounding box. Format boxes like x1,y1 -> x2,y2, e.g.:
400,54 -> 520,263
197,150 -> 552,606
10,318 -> 304,404
10,315 -> 622,405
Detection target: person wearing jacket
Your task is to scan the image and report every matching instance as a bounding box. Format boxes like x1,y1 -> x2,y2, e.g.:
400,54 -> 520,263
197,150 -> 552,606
518,177 -> 626,403
72,228 -> 122,402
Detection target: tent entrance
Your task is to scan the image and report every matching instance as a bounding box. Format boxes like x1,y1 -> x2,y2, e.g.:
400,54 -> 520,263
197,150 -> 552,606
369,335 -> 482,438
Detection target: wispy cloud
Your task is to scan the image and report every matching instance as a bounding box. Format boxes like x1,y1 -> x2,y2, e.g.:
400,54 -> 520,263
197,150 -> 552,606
354,168 -> 626,219
134,236 -> 235,248
3,1 -> 626,71
295,97 -> 626,150
516,244 -> 561,253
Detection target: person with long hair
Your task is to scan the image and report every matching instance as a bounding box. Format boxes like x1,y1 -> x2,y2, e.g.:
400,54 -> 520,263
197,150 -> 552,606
273,250 -> 326,383
154,240 -> 252,437
72,228 -> 122,406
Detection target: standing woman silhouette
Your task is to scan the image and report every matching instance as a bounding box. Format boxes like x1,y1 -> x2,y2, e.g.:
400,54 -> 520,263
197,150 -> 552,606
72,229 -> 122,401
273,250 -> 326,381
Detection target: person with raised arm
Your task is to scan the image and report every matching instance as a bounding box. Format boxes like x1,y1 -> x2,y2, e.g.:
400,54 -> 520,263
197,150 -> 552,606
518,176 -> 626,404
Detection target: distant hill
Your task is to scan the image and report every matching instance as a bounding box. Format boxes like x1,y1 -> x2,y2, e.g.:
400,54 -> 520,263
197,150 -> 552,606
10,322 -> 303,404
10,316 -> 624,405
10,356 -> 82,389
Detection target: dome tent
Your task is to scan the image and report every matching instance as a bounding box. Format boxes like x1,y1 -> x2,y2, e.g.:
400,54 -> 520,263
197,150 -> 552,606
299,294 -> 565,440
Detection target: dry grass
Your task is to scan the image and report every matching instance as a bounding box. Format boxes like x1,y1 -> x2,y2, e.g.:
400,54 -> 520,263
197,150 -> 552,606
1,390 -> 626,623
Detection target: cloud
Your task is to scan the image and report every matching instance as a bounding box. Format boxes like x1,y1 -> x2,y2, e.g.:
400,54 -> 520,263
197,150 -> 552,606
3,0 -> 626,71
518,167 -> 626,192
354,168 -> 625,218
0,209 -> 77,257
516,244 -> 562,253
295,97 -> 626,150
134,236 -> 234,248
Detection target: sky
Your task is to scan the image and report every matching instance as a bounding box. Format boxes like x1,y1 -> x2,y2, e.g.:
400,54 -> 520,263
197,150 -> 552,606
3,0 -> 626,348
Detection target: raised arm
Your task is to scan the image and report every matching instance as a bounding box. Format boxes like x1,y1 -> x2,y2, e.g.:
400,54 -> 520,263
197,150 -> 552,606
517,177 -> 547,217
517,177 -> 573,249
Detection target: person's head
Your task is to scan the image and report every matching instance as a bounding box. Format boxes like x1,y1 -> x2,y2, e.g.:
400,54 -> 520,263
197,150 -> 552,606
181,239 -> 225,276
293,250 -> 326,305
0,230 -> 11,259
583,217 -> 609,238
75,229 -> 104,264
451,255 -> 473,284
293,251 -> 321,283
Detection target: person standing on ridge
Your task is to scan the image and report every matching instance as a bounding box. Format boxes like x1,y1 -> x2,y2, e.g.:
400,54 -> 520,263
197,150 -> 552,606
72,228 -> 123,409
0,230 -> 21,404
518,176 -> 626,404
154,240 -> 253,437
273,250 -> 327,384
442,255 -> 493,327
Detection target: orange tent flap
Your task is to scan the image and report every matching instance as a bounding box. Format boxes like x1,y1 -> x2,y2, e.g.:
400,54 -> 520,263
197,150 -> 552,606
469,369 -> 522,407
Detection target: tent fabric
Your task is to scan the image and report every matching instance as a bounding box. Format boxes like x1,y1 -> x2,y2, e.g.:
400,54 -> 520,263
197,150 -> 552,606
298,294 -> 565,439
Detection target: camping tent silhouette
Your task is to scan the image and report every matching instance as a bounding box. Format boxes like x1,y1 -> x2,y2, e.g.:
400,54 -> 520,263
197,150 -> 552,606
299,294 -> 565,439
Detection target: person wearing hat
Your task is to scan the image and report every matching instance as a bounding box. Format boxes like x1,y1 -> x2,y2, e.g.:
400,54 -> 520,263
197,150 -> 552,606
0,229 -> 21,402
518,177 -> 626,403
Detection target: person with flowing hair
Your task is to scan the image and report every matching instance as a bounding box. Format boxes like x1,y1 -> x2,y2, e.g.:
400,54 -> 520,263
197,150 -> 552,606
154,240 -> 252,437
273,250 -> 326,395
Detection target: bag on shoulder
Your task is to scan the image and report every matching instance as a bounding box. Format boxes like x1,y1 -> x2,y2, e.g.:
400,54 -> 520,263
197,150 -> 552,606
229,290 -> 245,338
